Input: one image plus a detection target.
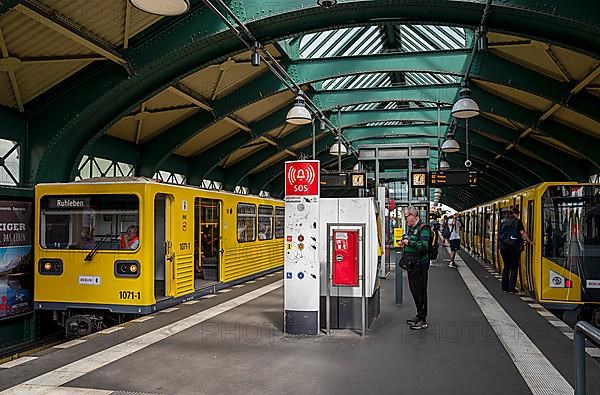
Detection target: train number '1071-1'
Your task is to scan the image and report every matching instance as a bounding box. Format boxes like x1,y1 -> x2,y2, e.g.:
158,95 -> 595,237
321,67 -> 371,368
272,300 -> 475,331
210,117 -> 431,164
119,291 -> 141,300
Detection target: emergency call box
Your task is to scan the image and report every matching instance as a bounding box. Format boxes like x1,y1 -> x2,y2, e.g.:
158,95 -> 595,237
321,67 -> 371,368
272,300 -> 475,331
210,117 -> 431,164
332,230 -> 359,287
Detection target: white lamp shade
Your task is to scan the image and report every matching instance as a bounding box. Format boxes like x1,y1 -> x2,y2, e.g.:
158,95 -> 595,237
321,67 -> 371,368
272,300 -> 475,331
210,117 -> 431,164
434,188 -> 442,194
353,163 -> 360,171
286,96 -> 312,125
130,0 -> 190,15
451,88 -> 480,119
439,159 -> 451,170
329,138 -> 348,155
441,138 -> 460,153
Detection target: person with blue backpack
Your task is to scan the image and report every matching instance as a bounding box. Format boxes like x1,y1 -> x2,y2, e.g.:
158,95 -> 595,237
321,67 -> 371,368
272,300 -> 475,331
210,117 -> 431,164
499,207 -> 533,293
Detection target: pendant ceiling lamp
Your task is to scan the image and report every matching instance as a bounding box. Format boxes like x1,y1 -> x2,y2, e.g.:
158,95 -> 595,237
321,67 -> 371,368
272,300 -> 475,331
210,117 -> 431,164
329,137 -> 348,156
439,156 -> 451,170
130,0 -> 190,16
451,86 -> 480,119
441,135 -> 460,153
286,95 -> 312,125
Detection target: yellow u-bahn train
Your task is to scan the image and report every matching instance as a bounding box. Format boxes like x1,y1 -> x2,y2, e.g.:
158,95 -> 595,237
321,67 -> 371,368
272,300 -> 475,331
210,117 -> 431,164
34,178 -> 284,336
460,182 -> 600,325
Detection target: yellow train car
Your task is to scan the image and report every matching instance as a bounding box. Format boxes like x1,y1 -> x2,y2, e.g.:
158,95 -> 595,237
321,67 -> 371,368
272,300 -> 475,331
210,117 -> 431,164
461,182 -> 600,325
34,178 -> 284,335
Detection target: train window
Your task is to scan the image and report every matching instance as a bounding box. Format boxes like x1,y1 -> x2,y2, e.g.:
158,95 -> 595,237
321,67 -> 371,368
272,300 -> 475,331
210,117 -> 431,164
40,195 -> 139,250
542,185 -> 600,270
237,203 -> 256,243
275,207 -> 285,239
258,205 -> 273,240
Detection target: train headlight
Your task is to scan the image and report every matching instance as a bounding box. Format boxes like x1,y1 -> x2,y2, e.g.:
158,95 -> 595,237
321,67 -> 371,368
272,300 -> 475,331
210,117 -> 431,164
39,259 -> 63,275
115,260 -> 140,278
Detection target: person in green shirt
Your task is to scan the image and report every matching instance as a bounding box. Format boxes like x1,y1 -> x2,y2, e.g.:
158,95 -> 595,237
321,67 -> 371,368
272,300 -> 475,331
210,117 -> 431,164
399,206 -> 431,330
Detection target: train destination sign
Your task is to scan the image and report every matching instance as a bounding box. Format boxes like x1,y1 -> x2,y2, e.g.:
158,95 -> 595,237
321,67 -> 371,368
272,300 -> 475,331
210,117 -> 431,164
47,197 -> 91,209
430,170 -> 479,187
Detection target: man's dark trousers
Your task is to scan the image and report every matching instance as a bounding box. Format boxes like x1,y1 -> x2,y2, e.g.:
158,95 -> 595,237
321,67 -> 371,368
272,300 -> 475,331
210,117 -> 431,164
501,248 -> 520,291
408,262 -> 430,321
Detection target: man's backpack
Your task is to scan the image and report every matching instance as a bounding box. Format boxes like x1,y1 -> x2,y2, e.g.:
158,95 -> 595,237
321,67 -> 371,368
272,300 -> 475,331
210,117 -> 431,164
499,218 -> 523,251
417,224 -> 439,260
442,223 -> 451,240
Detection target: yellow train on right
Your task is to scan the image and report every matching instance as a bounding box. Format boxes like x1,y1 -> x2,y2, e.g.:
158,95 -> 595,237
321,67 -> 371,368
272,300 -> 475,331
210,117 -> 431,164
460,182 -> 600,326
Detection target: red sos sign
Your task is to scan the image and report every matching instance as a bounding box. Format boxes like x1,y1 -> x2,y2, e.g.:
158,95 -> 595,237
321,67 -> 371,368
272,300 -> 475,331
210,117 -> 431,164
285,161 -> 320,196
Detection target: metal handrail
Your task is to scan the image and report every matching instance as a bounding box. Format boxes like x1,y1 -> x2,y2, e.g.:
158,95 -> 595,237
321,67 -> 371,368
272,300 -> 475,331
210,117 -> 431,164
574,321 -> 600,395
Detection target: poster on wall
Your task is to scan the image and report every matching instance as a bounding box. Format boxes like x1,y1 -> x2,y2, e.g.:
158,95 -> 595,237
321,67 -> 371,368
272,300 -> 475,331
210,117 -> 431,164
0,200 -> 33,320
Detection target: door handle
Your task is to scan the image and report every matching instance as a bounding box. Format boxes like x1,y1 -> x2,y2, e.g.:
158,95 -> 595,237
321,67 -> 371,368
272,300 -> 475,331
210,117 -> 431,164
168,253 -> 176,279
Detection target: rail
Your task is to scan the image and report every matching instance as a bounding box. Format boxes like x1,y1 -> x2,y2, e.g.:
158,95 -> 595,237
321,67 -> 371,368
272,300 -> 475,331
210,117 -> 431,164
574,321 -> 600,395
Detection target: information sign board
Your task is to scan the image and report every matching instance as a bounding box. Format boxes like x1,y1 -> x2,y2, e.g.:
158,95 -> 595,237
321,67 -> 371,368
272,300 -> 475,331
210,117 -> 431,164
430,170 -> 479,187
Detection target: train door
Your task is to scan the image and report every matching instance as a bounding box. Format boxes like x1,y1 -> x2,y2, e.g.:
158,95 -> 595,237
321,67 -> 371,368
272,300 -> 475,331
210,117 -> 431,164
195,198 -> 221,284
491,203 -> 497,268
517,196 -> 525,291
154,194 -> 173,301
525,199 -> 535,295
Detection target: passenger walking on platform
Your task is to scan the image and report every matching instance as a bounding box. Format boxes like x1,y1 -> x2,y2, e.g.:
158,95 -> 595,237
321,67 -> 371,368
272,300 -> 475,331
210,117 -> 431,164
448,214 -> 461,268
499,208 -> 533,293
441,216 -> 450,247
400,206 -> 431,330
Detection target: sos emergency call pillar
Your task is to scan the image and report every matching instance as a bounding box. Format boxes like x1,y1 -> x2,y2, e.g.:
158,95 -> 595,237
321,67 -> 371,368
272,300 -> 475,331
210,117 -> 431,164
284,161 -> 320,335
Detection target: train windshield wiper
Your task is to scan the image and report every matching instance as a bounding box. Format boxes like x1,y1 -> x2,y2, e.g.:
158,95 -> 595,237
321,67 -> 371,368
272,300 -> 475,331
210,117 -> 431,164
84,234 -> 112,262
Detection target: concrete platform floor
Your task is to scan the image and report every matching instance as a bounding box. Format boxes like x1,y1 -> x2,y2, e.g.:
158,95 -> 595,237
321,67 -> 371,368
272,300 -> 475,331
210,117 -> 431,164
1,248 -> 600,394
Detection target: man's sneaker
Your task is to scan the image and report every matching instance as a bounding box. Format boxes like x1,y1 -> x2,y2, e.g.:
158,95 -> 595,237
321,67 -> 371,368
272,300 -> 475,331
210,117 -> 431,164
448,262 -> 457,268
410,320 -> 428,330
406,316 -> 419,325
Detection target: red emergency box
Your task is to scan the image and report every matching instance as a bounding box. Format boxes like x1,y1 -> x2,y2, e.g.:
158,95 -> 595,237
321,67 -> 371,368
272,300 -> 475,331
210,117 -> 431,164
332,230 -> 359,287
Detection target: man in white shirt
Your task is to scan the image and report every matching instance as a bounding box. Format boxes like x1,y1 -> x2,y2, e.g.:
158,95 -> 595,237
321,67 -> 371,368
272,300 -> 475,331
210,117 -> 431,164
448,214 -> 461,268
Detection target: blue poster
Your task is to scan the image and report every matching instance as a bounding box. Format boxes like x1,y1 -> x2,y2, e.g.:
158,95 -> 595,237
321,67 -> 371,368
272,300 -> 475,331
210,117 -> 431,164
0,201 -> 33,320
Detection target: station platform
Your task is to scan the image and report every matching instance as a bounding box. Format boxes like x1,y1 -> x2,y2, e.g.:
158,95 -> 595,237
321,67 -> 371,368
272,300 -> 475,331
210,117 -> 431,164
1,248 -> 600,395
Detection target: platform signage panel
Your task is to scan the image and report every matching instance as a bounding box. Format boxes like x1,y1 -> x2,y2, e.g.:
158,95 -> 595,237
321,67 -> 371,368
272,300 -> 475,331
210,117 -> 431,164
284,160 -> 320,335
430,170 -> 479,187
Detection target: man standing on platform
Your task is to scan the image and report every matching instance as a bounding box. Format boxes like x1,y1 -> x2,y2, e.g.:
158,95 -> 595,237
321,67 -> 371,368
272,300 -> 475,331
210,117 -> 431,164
400,206 -> 431,330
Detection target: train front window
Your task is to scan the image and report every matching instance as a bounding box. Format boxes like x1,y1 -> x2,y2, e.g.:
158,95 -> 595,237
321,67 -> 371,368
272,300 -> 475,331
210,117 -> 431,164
40,195 -> 140,250
541,186 -> 600,270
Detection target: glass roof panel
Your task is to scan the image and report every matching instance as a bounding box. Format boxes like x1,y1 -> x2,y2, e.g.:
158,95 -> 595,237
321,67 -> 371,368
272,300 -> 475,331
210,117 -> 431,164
299,24 -> 465,109
295,24 -> 466,126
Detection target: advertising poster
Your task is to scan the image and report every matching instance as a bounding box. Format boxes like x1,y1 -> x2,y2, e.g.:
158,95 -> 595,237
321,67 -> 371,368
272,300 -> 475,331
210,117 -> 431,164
0,200 -> 33,320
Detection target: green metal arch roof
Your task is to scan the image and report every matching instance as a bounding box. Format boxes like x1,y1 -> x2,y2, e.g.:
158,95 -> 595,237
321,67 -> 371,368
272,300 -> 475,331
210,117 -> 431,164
0,1 -> 597,210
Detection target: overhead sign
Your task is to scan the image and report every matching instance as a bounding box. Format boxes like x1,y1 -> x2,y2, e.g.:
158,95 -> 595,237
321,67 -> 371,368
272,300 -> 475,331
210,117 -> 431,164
285,161 -> 320,196
430,170 -> 479,187
320,172 -> 348,188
